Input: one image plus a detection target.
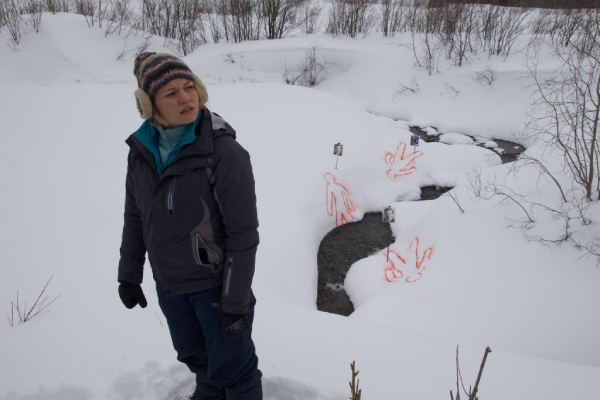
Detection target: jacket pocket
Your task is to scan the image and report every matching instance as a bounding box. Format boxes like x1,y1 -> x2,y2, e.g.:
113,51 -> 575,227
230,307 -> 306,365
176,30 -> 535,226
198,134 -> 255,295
189,194 -> 224,273
193,232 -> 222,268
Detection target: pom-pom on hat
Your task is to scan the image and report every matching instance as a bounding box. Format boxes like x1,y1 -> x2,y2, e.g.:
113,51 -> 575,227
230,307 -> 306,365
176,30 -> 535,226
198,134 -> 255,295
133,52 -> 208,122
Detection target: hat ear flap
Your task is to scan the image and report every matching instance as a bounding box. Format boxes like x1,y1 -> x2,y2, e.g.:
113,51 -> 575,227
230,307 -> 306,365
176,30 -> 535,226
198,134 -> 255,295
134,88 -> 153,119
194,75 -> 209,106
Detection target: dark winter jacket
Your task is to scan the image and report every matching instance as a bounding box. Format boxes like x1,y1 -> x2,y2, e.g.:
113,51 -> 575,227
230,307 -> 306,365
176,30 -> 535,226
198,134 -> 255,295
118,109 -> 259,314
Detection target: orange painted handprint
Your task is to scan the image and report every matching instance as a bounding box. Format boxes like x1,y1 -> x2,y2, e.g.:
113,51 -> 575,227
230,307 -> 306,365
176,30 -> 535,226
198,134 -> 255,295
385,142 -> 424,181
324,173 -> 356,227
384,237 -> 434,283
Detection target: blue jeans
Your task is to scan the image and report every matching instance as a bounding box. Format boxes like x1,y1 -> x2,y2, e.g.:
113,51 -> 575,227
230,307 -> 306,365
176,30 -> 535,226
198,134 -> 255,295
157,285 -> 262,397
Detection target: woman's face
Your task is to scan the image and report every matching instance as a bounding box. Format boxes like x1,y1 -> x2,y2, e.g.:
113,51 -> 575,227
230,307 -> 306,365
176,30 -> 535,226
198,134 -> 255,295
154,78 -> 199,128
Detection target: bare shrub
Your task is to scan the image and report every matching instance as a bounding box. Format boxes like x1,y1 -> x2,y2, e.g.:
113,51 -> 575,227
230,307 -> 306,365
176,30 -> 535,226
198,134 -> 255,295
299,1 -> 321,34
302,42 -> 329,86
141,0 -> 169,37
381,0 -> 406,37
260,0 -> 307,39
428,174 -> 463,213
407,1 -> 444,75
0,2 -> 6,31
473,64 -> 496,86
479,4 -> 529,58
135,34 -> 152,55
394,75 -> 420,96
177,0 -> 208,54
229,0 -> 260,42
438,2 -> 478,66
23,0 -> 43,33
465,166 -> 483,199
98,0 -> 133,36
97,0 -> 111,29
6,276 -> 61,327
74,0 -> 96,27
402,2 -> 530,67
103,0 -> 133,36
283,41 -> 329,87
416,0 -> 446,34
482,155 -> 599,263
417,30 -> 441,75
523,14 -> 600,202
445,187 -> 465,213
529,8 -> 554,40
498,154 -> 598,255
140,0 -> 207,54
211,0 -> 260,43
203,0 -> 224,43
283,59 -> 303,85
116,44 -> 133,60
326,0 -> 377,38
533,7 -> 596,48
442,83 -> 461,97
45,0 -> 70,14
483,179 -> 536,228
223,52 -> 235,63
510,154 -> 567,203
3,0 -> 22,49
403,0 -> 421,34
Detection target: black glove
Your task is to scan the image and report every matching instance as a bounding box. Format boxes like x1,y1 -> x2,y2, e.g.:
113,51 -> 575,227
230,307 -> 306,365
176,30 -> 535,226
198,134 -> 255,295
220,310 -> 249,337
118,282 -> 147,309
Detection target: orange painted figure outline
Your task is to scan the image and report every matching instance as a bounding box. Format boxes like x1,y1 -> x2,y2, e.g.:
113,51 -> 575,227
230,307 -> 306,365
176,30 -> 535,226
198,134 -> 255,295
324,173 -> 356,227
385,142 -> 424,181
384,237 -> 434,283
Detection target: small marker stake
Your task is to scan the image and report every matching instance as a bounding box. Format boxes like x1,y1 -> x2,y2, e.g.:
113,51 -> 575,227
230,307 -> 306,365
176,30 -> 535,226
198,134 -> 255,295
410,134 -> 420,162
382,206 -> 395,261
333,143 -> 343,169
387,229 -> 390,261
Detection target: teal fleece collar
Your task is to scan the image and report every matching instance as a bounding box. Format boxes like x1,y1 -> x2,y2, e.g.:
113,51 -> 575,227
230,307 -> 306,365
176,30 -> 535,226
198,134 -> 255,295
134,110 -> 202,178
157,124 -> 187,168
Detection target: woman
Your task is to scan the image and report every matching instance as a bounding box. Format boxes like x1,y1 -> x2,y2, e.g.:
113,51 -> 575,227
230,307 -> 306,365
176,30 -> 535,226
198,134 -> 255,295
117,52 -> 262,400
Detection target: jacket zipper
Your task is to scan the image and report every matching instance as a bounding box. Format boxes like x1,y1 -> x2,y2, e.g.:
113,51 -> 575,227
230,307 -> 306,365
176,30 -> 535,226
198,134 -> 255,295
167,178 -> 176,216
224,257 -> 233,296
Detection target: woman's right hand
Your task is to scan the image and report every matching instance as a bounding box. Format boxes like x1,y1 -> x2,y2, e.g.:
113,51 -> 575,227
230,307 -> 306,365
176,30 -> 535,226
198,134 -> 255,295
118,282 -> 148,309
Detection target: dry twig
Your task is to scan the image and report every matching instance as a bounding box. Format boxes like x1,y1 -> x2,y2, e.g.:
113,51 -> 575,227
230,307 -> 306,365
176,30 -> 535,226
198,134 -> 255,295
450,346 -> 492,400
349,360 -> 361,400
6,276 -> 60,326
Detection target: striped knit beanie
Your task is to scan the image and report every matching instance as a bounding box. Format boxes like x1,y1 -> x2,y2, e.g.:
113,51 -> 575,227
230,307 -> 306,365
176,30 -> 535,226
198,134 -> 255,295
133,52 -> 208,121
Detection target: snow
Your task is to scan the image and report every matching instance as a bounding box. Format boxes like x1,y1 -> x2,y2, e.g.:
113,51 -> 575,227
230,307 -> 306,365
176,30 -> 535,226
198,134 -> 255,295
1,11 -> 599,400
439,132 -> 475,145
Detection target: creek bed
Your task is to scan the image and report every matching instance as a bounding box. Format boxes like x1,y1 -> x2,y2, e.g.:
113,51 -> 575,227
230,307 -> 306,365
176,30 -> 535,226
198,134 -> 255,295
316,128 -> 525,316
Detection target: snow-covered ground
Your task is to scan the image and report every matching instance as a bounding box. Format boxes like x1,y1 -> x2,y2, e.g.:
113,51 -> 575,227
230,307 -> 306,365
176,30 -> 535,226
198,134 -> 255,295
1,12 -> 599,400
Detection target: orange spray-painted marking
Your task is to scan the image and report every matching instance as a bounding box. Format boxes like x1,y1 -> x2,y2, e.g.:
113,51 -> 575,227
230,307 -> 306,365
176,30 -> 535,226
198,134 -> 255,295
324,173 -> 356,227
384,142 -> 424,181
384,237 -> 434,283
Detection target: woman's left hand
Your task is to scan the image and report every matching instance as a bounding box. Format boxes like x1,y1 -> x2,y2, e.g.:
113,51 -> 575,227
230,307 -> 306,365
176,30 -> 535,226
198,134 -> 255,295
220,310 -> 249,337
